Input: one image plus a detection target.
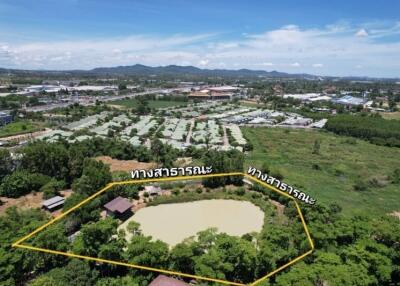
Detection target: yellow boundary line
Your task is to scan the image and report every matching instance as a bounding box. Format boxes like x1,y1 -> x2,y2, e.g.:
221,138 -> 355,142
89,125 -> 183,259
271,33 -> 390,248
12,172 -> 314,286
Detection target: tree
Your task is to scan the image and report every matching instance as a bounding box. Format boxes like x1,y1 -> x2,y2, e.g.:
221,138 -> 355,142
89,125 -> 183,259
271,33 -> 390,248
0,207 -> 48,285
118,84 -> 127,91
20,141 -> 70,181
170,242 -> 196,274
30,223 -> 69,271
0,171 -> 50,198
202,150 -> 244,188
312,139 -> 321,155
40,179 -> 66,199
125,235 -> 169,270
28,259 -> 98,286
126,221 -> 142,236
73,217 -> 119,257
72,158 -> 112,195
0,149 -> 13,182
136,96 -> 150,115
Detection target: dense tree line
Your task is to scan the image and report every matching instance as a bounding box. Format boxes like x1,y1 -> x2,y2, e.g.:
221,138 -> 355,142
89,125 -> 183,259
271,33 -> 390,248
0,136 -> 180,199
202,149 -> 244,188
2,188 -> 399,286
325,114 -> 400,147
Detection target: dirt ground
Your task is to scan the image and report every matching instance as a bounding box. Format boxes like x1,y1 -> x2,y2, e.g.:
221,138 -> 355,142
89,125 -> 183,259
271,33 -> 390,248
0,190 -> 73,215
0,192 -> 44,215
174,157 -> 193,167
95,156 -> 156,173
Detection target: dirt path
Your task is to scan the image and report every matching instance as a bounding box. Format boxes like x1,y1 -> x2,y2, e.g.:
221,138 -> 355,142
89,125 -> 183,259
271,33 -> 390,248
186,119 -> 195,144
222,125 -> 229,146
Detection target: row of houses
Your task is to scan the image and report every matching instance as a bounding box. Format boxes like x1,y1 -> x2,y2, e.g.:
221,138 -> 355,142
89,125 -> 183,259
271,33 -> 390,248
0,111 -> 13,126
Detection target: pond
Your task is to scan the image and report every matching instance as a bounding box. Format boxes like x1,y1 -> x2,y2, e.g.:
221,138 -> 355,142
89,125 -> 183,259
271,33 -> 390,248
118,199 -> 264,246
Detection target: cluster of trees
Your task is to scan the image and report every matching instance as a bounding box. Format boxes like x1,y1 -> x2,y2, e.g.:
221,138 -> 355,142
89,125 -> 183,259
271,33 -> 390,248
325,114 -> 400,147
54,103 -> 111,122
0,136 -> 171,199
2,187 -> 399,286
151,139 -> 180,168
202,149 -> 244,188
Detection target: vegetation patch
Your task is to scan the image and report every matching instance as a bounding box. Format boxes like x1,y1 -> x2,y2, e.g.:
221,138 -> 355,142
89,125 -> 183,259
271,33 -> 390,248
242,127 -> 400,216
0,120 -> 42,138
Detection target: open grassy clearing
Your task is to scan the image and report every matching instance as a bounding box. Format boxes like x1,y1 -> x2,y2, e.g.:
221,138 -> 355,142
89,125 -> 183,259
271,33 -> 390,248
110,99 -> 188,109
242,127 -> 400,216
0,120 -> 42,138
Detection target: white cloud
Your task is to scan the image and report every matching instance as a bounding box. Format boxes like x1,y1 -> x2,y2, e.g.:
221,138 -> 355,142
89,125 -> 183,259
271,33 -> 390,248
259,62 -> 274,67
355,29 -> 369,37
198,59 -> 209,66
1,22 -> 400,77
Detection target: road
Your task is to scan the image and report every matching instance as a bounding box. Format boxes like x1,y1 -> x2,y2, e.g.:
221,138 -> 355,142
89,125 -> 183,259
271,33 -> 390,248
23,89 -> 169,113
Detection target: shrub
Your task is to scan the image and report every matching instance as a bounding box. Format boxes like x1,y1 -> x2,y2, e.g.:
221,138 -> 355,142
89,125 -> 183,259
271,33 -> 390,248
271,169 -> 284,180
41,179 -> 66,199
261,163 -> 271,174
391,169 -> 400,184
312,163 -> 321,170
353,180 -> 369,192
235,187 -> 245,196
0,171 -> 51,198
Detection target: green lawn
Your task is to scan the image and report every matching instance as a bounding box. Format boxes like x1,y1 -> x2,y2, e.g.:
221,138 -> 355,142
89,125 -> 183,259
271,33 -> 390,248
242,127 -> 400,216
110,99 -> 188,109
0,121 -> 41,138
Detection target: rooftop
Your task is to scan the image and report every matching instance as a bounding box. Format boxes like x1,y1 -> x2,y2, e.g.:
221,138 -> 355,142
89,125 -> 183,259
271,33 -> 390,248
104,196 -> 133,214
42,196 -> 65,209
149,275 -> 189,286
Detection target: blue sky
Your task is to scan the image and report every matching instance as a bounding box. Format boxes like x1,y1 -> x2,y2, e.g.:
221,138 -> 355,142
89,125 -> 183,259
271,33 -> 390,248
1,0 -> 400,77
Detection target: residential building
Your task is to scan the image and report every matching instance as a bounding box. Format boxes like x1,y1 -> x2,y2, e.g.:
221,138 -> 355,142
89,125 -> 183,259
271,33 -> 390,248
104,196 -> 133,220
149,275 -> 189,286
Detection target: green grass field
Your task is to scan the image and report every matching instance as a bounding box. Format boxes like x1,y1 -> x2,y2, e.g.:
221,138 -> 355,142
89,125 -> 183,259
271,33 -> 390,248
242,127 -> 400,216
0,121 -> 41,138
110,99 -> 188,109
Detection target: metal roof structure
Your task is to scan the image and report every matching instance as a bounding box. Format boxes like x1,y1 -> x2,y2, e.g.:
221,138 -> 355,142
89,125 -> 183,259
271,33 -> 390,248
149,275 -> 189,286
104,197 -> 132,214
42,196 -> 65,210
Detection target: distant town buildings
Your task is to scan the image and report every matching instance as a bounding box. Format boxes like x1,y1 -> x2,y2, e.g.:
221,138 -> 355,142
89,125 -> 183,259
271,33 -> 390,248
188,86 -> 240,100
332,95 -> 367,107
0,111 -> 13,126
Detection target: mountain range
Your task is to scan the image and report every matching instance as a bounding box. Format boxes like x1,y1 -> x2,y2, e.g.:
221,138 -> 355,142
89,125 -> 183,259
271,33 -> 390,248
0,64 -> 397,81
